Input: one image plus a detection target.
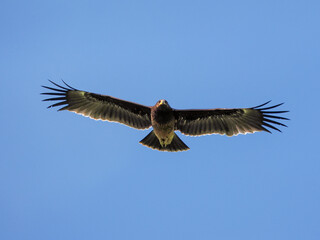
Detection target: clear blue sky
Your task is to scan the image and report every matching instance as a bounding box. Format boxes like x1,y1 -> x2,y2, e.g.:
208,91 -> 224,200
1,0 -> 319,239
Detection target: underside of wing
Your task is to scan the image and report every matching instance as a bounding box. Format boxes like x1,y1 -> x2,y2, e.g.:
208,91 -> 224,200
42,80 -> 152,129
174,101 -> 289,136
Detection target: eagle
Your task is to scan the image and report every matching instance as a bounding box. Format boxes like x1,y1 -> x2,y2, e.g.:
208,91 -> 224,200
42,81 -> 289,152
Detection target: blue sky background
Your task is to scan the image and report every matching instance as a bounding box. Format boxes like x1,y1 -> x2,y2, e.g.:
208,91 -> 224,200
1,0 -> 319,239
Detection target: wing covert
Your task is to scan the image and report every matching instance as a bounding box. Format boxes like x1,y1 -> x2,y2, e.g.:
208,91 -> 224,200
42,80 -> 152,129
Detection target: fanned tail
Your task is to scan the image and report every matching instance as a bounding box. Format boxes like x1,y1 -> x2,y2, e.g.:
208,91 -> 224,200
139,131 -> 189,152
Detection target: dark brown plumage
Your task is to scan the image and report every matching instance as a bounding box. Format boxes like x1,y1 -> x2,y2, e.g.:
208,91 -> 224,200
42,81 -> 289,152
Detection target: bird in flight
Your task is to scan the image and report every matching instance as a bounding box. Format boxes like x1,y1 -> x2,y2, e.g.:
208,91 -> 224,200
42,81 -> 289,152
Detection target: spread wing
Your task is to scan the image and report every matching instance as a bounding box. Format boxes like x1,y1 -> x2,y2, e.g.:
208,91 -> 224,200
42,81 -> 152,129
174,101 -> 289,136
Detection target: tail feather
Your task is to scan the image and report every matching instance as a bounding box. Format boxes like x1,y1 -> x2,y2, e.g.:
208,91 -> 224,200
139,131 -> 189,152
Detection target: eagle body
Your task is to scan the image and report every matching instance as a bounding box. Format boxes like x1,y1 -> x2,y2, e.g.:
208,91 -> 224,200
42,81 -> 289,152
151,100 -> 175,147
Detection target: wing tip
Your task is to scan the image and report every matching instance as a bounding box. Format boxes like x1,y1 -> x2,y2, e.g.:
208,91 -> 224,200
42,80 -> 75,109
251,100 -> 289,133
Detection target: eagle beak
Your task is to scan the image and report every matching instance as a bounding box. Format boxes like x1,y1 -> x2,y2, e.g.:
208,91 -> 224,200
159,100 -> 165,105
